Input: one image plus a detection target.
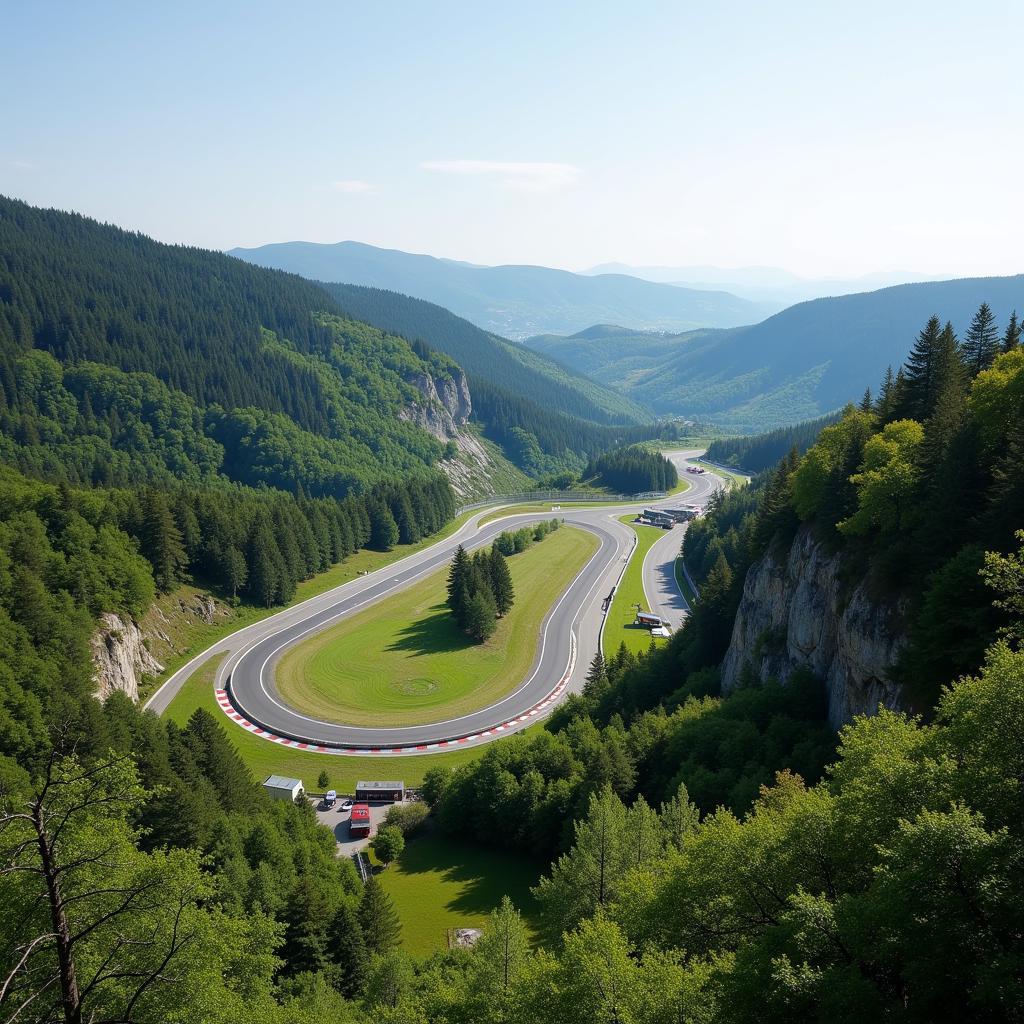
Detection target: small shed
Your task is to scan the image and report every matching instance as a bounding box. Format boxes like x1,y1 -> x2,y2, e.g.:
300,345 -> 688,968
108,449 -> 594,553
355,780 -> 405,803
263,775 -> 304,802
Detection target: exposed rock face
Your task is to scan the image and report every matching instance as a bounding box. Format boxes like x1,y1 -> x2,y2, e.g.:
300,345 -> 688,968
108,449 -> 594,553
91,612 -> 164,702
720,525 -> 907,728
401,369 -> 472,441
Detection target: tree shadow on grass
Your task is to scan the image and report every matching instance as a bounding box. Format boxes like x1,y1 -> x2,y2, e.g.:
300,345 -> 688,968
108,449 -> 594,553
387,605 -> 475,657
395,835 -> 544,921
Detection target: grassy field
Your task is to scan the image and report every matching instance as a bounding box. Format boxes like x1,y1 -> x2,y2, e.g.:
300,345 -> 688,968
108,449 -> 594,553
163,656 -> 521,791
138,507 -> 489,701
603,515 -> 671,656
277,527 -> 598,727
375,831 -> 545,955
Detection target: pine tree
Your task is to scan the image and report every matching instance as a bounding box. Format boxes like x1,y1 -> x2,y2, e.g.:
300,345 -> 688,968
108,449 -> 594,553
327,901 -> 368,998
368,500 -> 399,551
141,488 -> 187,592
899,315 -> 943,421
358,875 -> 401,956
222,546 -> 248,599
1003,310 -> 1021,353
874,365 -> 898,422
962,302 -> 1001,377
488,546 -> 515,616
464,588 -> 498,643
859,387 -> 873,412
447,545 -> 470,618
583,651 -> 608,698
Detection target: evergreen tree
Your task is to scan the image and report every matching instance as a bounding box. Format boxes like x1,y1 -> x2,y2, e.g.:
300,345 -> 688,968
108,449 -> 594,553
358,875 -> 401,955
326,900 -> 368,998
368,500 -> 399,551
1003,310 -> 1021,353
447,545 -> 471,618
465,588 -> 498,643
222,545 -> 248,599
898,315 -> 943,421
488,546 -> 515,616
962,301 -> 1001,376
141,488 -> 187,592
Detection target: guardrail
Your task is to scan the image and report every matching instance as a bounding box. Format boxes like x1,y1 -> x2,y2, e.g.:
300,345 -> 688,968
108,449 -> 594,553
455,490 -> 667,516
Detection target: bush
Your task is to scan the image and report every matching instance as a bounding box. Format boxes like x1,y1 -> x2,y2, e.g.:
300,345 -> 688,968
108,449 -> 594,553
383,802 -> 428,835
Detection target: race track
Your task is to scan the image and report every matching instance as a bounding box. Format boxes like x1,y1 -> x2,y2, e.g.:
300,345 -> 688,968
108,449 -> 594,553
146,450 -> 729,753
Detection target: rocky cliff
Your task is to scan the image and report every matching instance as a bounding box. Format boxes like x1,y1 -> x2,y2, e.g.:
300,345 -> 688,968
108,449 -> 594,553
401,368 -> 472,441
720,525 -> 907,728
91,612 -> 164,702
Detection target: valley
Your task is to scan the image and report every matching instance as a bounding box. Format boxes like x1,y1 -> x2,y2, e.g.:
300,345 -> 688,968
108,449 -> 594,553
3,36 -> 1024,1019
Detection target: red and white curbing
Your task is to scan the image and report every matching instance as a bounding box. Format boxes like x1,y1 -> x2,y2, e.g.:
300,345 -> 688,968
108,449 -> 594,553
214,635 -> 578,757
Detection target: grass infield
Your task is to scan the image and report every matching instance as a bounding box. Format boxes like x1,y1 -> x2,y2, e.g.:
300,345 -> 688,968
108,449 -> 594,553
604,514 -> 671,657
275,526 -> 599,727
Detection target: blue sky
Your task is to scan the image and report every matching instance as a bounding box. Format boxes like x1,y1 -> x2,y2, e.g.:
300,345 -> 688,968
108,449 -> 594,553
3,1 -> 1022,277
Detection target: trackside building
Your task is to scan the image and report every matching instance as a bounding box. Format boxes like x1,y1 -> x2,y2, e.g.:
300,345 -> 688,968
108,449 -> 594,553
263,775 -> 304,802
355,780 -> 405,803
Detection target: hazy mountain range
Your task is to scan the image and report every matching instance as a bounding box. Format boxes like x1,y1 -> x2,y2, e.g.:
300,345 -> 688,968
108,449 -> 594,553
581,262 -> 946,306
526,275 -> 1024,431
227,240 -> 779,338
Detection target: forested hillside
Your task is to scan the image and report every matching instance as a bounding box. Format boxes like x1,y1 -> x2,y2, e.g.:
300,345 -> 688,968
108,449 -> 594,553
323,283 -> 649,425
704,410 -> 843,472
524,276 -> 1024,431
322,283 -> 672,477
0,196 -> 477,497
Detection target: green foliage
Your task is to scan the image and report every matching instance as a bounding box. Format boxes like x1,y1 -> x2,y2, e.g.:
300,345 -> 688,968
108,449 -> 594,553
359,875 -> 402,955
382,801 -> 429,836
839,419 -> 924,536
585,444 -> 678,493
371,825 -> 406,867
705,410 -> 842,472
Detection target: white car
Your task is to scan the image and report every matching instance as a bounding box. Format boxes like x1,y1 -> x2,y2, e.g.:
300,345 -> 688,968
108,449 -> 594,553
340,799 -> 354,812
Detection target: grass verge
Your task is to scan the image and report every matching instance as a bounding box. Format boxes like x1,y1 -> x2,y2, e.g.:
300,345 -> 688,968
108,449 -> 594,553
164,656 -> 502,790
674,557 -> 698,608
477,500 -> 619,527
603,515 -> 671,657
375,830 -> 544,955
276,527 -> 599,727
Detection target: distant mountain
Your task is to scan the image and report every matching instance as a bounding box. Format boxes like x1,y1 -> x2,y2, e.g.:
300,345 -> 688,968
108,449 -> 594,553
227,240 -> 778,338
581,262 -> 944,306
525,275 -> 1024,432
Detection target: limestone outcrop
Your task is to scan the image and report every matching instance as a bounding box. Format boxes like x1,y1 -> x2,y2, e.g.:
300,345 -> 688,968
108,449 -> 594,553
720,525 -> 907,728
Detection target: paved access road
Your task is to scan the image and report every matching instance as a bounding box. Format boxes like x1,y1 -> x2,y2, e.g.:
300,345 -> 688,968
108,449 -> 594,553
145,450 -> 728,750
639,451 -> 724,631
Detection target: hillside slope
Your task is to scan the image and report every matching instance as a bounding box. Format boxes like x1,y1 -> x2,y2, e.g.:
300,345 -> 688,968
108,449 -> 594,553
526,275 -> 1024,430
227,239 -> 777,338
324,283 -> 649,425
0,195 -> 515,499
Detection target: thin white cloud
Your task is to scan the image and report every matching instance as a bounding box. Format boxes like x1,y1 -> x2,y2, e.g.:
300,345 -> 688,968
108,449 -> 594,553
331,179 -> 377,194
420,160 -> 581,192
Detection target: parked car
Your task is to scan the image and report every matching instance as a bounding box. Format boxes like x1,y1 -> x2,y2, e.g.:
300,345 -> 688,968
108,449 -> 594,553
323,789 -> 337,809
340,799 -> 354,812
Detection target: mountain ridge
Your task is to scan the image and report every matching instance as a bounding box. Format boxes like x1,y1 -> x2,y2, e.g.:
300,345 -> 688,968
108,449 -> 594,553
227,239 -> 778,338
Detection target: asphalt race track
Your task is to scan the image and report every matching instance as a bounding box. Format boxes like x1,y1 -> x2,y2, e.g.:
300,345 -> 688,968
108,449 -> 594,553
146,450 -> 729,753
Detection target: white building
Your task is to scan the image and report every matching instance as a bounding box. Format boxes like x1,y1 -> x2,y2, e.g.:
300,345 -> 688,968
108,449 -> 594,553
263,775 -> 304,802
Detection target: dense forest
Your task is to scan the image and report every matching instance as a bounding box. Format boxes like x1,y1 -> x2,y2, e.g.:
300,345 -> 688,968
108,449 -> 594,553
704,410 -> 843,472
2,188 -> 1023,1024
322,283 -> 679,477
585,444 -> 679,493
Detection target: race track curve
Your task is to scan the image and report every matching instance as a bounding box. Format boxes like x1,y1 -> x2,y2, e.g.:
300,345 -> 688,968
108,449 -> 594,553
146,450 -> 729,754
